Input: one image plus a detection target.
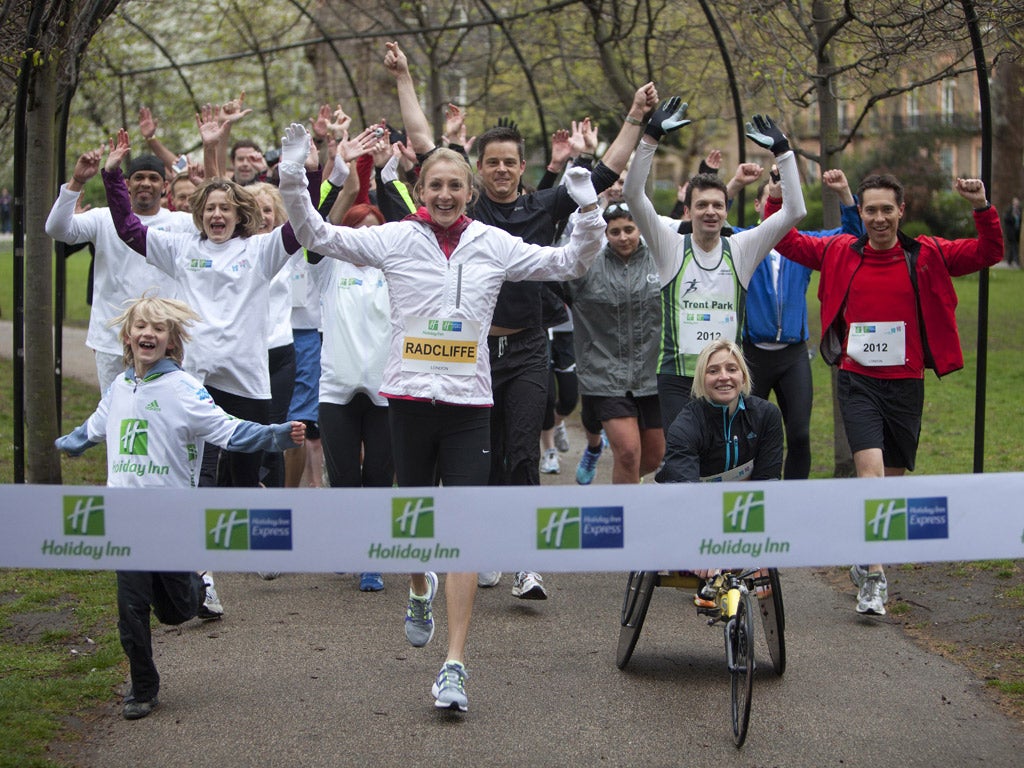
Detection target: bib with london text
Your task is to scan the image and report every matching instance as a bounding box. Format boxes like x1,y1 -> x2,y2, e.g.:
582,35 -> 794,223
846,321 -> 906,366
401,315 -> 480,376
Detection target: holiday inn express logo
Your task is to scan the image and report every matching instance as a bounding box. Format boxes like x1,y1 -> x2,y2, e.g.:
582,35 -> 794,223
392,497 -> 434,538
536,506 -> 624,550
205,509 -> 293,550
723,491 -> 765,533
63,496 -> 105,536
865,497 -> 949,542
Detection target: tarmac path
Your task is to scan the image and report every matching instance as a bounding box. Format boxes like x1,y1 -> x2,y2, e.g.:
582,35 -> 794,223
4,320 -> 1023,767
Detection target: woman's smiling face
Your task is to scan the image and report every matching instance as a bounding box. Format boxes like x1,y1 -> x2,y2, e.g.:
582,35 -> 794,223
202,189 -> 239,243
418,159 -> 471,227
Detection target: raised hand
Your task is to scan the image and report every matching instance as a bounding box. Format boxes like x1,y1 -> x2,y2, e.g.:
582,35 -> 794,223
550,129 -> 572,166
745,114 -> 791,156
632,82 -> 659,115
328,103 -> 352,138
954,177 -> 988,208
138,107 -> 158,140
220,90 -> 251,124
338,125 -> 381,164
644,97 -> 691,141
281,123 -> 312,167
71,147 -> 104,187
383,41 -> 410,78
563,166 -> 598,209
104,129 -> 131,173
196,105 -> 229,146
496,116 -> 519,133
310,104 -> 332,141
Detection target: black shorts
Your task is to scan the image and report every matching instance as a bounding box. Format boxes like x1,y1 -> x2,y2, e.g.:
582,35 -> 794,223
837,369 -> 924,471
581,393 -> 662,432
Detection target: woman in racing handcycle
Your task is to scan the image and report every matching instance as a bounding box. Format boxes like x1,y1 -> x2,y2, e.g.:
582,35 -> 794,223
655,339 -> 783,606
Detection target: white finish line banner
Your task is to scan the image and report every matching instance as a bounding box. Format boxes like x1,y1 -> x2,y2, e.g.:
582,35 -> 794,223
2,473 -> 1022,573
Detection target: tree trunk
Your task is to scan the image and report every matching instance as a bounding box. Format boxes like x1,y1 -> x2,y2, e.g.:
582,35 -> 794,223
24,55 -> 61,484
991,56 -> 1024,223
813,0 -> 854,476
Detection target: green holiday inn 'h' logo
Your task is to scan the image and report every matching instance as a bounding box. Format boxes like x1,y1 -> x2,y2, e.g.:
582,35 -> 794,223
392,497 -> 434,538
63,496 -> 105,536
723,491 -> 765,533
119,419 -> 149,455
206,509 -> 250,549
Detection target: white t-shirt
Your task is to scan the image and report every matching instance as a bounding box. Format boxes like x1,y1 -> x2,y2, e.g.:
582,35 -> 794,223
86,367 -> 240,488
311,259 -> 389,406
44,185 -> 194,355
142,230 -> 295,399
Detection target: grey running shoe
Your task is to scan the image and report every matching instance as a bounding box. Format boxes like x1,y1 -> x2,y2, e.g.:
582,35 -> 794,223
554,422 -> 570,453
850,565 -> 888,602
540,448 -> 560,474
122,696 -> 158,720
856,572 -> 888,615
198,572 -> 223,620
512,571 -> 548,600
405,572 -> 438,647
477,571 -> 502,587
431,661 -> 468,712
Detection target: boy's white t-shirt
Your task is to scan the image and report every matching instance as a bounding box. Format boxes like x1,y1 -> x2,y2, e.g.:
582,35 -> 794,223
142,230 -> 294,399
44,185 -> 195,355
87,368 -> 240,488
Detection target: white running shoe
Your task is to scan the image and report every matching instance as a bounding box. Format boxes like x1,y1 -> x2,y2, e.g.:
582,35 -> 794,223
198,572 -> 223,620
512,571 -> 548,600
856,571 -> 888,615
540,448 -> 560,474
477,571 -> 502,587
554,422 -> 570,453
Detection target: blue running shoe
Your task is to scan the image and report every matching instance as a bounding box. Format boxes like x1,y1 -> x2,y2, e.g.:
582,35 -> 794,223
575,446 -> 602,485
359,572 -> 384,592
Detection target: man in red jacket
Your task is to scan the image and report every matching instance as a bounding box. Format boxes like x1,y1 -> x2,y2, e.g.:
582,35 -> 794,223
767,171 -> 1002,615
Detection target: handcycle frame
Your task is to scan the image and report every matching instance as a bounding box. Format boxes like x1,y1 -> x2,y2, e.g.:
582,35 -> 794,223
615,568 -> 786,747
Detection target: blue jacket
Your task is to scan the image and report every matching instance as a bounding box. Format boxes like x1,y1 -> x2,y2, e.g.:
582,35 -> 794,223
743,203 -> 864,344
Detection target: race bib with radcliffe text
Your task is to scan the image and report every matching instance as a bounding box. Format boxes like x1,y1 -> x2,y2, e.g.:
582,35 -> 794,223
401,315 -> 480,376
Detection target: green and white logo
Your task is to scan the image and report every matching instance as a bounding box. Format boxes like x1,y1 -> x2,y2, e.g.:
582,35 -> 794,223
206,509 -> 250,549
119,419 -> 149,455
723,491 -> 765,533
865,498 -> 906,541
392,497 -> 434,538
63,496 -> 105,536
537,507 -> 581,549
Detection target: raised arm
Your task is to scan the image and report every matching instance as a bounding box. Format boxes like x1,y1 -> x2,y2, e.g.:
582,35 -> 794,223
45,146 -> 104,241
598,82 -> 659,176
100,129 -> 150,256
384,41 -> 436,157
137,107 -> 178,175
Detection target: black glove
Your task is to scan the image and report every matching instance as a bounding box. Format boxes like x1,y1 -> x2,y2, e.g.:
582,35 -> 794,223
744,114 -> 790,156
644,97 -> 691,142
495,116 -> 519,133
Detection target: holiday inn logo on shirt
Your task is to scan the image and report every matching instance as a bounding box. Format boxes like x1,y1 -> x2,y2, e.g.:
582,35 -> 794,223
119,419 -> 148,455
536,506 -> 624,550
426,319 -> 462,333
391,497 -> 434,538
865,497 -> 949,542
205,509 -> 293,550
63,495 -> 105,536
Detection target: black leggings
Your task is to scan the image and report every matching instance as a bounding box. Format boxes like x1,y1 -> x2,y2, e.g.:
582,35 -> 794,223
199,387 -> 270,488
387,399 -> 491,487
261,343 -> 296,488
488,328 -> 548,486
743,341 -> 813,480
320,395 -> 394,488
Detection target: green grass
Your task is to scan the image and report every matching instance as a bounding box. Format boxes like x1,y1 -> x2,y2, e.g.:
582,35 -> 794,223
0,241 -> 93,327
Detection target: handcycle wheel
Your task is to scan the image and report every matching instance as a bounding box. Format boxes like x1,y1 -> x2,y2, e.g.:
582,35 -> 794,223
729,588 -> 756,747
616,571 -> 656,669
756,568 -> 786,676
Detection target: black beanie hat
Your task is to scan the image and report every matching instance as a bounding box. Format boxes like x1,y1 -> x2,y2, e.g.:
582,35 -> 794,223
126,155 -> 166,180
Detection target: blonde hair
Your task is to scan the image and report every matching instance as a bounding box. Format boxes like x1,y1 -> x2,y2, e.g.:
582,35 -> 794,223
247,181 -> 288,229
189,177 -> 264,239
690,340 -> 753,401
413,147 -> 478,207
111,295 -> 202,368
